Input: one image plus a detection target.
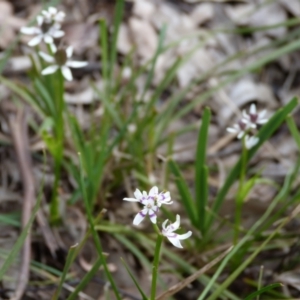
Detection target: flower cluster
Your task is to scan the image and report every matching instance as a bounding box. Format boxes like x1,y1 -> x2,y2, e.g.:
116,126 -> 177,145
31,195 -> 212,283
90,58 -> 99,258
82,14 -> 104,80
124,186 -> 192,248
227,103 -> 268,149
20,6 -> 87,81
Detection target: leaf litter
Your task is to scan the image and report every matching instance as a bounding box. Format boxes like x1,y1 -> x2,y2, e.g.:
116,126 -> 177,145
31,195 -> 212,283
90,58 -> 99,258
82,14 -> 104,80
1,0 -> 300,299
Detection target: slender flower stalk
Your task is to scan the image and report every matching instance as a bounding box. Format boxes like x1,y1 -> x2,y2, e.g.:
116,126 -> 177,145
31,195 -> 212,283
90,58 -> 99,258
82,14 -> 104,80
150,225 -> 163,300
39,44 -> 88,81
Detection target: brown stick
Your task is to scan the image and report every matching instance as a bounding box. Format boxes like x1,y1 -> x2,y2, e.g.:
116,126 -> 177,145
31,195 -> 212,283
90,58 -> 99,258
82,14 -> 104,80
7,109 -> 35,300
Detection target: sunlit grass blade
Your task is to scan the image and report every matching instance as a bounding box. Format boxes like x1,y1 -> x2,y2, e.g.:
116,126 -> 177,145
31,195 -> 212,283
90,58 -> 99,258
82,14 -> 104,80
52,244 -> 78,300
205,97 -> 298,232
244,283 -> 282,300
120,258 -> 148,300
168,160 -> 197,227
195,107 -> 210,235
0,195 -> 40,280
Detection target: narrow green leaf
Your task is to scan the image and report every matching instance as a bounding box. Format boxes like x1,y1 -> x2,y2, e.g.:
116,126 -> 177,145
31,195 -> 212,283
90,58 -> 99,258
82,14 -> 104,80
244,283 -> 282,300
52,244 -> 78,300
195,107 -> 211,234
0,196 -> 40,279
205,97 -> 298,231
120,258 -> 148,300
168,160 -> 197,227
66,257 -> 102,300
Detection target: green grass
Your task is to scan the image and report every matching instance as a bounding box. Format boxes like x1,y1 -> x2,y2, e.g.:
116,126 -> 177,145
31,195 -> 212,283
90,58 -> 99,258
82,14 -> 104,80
2,0 -> 300,299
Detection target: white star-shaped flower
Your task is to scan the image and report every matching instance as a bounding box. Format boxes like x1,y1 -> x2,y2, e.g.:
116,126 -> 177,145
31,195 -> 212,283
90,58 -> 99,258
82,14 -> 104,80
39,44 -> 88,81
244,135 -> 259,149
20,15 -> 64,47
41,7 -> 66,23
162,215 -> 192,248
242,103 -> 268,129
123,186 -> 172,225
227,119 -> 249,139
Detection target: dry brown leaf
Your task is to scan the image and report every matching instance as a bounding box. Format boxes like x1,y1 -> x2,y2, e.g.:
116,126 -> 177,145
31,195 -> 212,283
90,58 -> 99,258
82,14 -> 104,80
0,0 -> 26,49
129,17 -> 158,62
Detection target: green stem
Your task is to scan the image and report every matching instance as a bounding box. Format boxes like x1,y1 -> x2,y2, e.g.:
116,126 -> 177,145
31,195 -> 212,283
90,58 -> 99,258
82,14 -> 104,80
50,69 -> 65,225
150,226 -> 163,300
234,138 -> 248,244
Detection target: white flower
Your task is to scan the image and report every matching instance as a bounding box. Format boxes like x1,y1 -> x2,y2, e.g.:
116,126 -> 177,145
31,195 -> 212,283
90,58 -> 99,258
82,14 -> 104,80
242,103 -> 268,129
244,135 -> 259,149
123,186 -> 172,225
41,7 -> 65,23
162,215 -> 192,248
227,119 -> 249,139
20,15 -> 64,47
39,44 -> 88,81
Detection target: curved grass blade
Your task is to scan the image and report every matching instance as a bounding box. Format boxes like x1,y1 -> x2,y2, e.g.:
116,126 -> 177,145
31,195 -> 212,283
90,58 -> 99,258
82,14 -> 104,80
205,97 -> 298,232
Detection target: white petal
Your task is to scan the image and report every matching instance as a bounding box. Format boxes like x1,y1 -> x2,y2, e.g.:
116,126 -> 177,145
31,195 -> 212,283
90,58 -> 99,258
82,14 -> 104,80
50,43 -> 57,53
66,60 -> 88,68
167,237 -> 183,248
258,118 -> 268,124
133,189 -> 143,200
258,110 -> 266,119
61,66 -> 73,81
37,16 -> 44,26
171,214 -> 181,231
49,7 -> 57,14
123,197 -> 139,202
242,110 -> 248,119
52,30 -> 65,38
149,186 -> 158,196
28,35 -> 43,46
20,26 -> 39,35
237,131 -> 245,139
44,35 -> 53,44
39,51 -> 55,63
162,219 -> 169,231
250,103 -> 256,115
226,127 -> 237,133
133,209 -> 147,226
66,46 -> 73,58
148,209 -> 157,224
41,65 -> 59,75
177,231 -> 192,240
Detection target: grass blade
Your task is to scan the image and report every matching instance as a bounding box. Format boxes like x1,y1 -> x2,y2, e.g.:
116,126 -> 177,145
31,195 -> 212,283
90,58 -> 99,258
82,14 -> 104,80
120,258 -> 148,300
244,283 -> 282,300
195,107 -> 211,235
0,196 -> 40,280
52,244 -> 78,300
168,160 -> 197,227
